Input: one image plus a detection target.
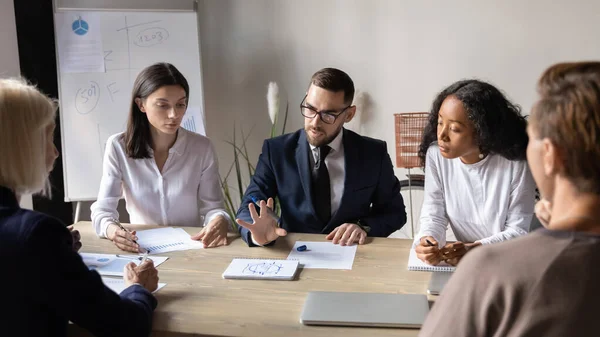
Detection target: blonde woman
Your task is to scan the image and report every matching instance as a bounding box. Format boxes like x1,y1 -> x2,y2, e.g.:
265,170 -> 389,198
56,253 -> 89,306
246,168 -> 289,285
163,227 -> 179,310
0,78 -> 158,336
91,63 -> 230,252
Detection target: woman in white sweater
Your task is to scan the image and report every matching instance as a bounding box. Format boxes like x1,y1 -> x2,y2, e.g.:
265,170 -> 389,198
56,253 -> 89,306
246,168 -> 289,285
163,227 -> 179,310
91,63 -> 231,252
415,79 -> 536,266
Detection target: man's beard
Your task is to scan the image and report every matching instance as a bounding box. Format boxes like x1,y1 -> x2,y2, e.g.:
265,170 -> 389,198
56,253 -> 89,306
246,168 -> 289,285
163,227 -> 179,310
305,124 -> 343,147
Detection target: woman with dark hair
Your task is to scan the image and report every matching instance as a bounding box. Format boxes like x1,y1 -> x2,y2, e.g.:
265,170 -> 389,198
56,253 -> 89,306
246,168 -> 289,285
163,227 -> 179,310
420,61 -> 600,337
414,79 -> 536,266
91,63 -> 230,251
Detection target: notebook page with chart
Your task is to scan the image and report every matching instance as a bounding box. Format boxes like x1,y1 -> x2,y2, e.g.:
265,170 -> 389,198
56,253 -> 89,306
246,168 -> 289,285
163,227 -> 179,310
81,253 -> 169,276
135,227 -> 203,254
222,259 -> 299,280
407,249 -> 456,272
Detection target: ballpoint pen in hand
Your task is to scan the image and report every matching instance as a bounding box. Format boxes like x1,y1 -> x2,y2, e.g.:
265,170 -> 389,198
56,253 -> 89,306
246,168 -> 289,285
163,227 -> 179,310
110,218 -> 139,245
250,195 -> 281,224
116,254 -> 144,261
140,251 -> 149,264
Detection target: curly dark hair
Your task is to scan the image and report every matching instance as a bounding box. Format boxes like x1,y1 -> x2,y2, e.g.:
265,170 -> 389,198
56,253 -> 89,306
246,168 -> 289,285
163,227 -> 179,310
418,79 -> 528,166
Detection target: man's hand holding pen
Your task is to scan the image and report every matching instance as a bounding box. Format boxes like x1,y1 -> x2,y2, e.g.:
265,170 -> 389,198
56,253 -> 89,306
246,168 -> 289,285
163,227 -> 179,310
124,253 -> 159,293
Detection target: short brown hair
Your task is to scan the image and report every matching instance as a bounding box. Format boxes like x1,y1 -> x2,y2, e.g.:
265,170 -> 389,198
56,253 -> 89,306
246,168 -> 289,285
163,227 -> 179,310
310,68 -> 355,104
531,62 -> 600,194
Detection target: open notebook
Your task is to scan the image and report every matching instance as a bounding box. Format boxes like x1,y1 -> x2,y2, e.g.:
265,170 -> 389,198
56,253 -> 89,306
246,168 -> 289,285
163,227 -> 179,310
407,248 -> 456,272
222,258 -> 299,280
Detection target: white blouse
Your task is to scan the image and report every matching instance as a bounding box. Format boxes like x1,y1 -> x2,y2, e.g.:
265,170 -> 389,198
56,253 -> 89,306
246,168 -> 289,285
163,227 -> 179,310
416,145 -> 535,247
91,128 -> 230,237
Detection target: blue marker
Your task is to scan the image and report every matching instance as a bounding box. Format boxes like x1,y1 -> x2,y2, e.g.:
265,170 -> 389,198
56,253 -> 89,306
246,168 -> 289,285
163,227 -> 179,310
297,245 -> 307,252
250,195 -> 281,224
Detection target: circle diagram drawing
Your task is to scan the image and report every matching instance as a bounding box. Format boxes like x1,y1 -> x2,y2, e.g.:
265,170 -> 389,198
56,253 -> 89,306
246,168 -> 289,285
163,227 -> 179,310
72,17 -> 89,36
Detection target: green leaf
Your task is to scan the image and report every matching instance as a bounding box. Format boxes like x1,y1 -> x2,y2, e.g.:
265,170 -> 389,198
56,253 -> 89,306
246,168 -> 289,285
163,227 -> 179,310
281,102 -> 289,135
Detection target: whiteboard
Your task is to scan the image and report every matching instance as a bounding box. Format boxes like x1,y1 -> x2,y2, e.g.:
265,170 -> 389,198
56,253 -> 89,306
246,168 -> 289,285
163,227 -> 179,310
53,10 -> 205,201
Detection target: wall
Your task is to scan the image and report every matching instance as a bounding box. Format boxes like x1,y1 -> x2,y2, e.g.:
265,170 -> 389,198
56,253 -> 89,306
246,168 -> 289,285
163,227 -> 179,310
197,0 -> 600,237
0,0 -> 33,209
73,0 -> 599,232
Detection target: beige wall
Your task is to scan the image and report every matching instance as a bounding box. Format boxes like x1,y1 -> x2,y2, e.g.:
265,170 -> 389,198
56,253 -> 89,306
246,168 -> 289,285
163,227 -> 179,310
0,0 -> 20,77
0,0 -> 32,209
197,0 -> 599,236
75,1 -> 599,230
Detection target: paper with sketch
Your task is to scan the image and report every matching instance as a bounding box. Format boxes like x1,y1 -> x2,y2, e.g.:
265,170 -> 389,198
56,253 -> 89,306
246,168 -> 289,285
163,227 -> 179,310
81,253 -> 169,276
287,241 -> 357,270
222,258 -> 299,280
101,277 -> 166,294
181,106 -> 206,136
55,12 -> 105,73
135,227 -> 203,254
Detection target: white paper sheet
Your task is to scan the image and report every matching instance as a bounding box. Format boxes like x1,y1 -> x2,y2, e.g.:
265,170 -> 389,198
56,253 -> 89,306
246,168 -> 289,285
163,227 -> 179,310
101,277 -> 166,294
81,253 -> 169,276
55,12 -> 105,73
222,259 -> 299,280
286,241 -> 357,270
135,227 -> 203,254
181,106 -> 206,135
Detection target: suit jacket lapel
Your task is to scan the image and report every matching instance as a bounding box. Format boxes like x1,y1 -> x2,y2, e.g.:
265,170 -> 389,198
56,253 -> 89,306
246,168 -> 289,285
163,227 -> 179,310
296,130 -> 319,220
324,128 -> 360,231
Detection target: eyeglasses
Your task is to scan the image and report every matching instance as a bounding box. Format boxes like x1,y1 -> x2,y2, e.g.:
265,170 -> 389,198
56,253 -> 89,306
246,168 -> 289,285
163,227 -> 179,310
300,94 -> 351,124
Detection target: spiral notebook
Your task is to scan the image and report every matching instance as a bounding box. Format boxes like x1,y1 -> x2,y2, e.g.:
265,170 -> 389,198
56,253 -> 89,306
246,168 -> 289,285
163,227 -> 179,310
407,249 -> 455,272
222,258 -> 299,280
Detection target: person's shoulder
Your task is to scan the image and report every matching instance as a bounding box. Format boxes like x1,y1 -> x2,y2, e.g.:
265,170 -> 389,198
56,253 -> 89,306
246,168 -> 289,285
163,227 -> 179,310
345,128 -> 385,147
461,231 -> 548,280
107,132 -> 125,145
180,128 -> 213,149
425,144 -> 441,157
423,144 -> 442,167
106,132 -> 126,152
0,209 -> 66,245
268,129 -> 302,143
264,129 -> 303,150
490,153 -> 527,169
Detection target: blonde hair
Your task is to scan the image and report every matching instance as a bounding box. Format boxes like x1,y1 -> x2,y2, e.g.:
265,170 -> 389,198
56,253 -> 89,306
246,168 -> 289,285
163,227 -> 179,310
0,78 -> 57,196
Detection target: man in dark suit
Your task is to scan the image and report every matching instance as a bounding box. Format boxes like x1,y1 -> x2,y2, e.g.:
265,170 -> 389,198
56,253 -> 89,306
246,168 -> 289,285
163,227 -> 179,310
236,68 -> 406,247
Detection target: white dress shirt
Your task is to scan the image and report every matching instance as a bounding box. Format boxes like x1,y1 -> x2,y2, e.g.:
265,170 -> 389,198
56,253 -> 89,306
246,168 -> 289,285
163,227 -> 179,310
416,145 -> 535,247
91,128 -> 231,238
309,129 -> 345,216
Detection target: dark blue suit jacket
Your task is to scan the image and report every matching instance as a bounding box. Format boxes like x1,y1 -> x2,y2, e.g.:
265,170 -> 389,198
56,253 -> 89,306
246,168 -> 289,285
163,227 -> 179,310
237,128 -> 406,245
0,186 -> 157,337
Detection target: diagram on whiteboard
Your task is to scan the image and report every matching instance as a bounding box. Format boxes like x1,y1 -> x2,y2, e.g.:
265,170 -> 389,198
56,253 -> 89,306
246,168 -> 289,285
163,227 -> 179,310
55,11 -> 205,201
72,17 -> 89,36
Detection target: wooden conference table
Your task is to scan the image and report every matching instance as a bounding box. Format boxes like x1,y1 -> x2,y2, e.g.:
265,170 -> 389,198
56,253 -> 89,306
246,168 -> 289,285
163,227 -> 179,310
68,222 -> 436,337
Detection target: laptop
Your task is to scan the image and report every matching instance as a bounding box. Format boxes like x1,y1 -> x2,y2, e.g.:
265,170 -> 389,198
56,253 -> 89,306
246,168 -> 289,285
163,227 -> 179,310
299,291 -> 429,328
427,272 -> 453,295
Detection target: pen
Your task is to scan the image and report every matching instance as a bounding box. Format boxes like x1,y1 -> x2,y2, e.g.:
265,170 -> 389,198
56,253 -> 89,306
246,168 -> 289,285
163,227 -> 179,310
250,195 -> 281,224
115,254 -> 143,261
425,238 -> 436,247
140,251 -> 149,264
110,218 -> 139,245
